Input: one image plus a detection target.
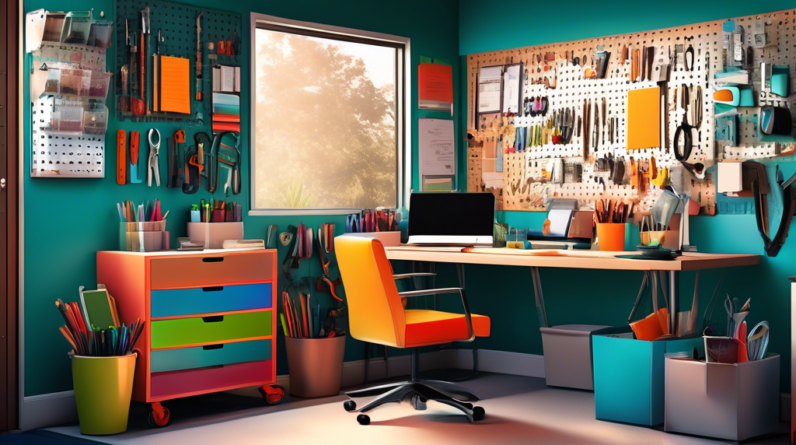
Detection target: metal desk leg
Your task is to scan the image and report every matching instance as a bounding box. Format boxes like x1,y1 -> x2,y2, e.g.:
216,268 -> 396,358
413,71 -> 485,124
456,264 -> 479,376
531,267 -> 549,328
669,271 -> 680,335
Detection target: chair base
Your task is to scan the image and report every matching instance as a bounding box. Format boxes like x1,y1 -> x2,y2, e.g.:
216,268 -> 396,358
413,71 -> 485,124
344,380 -> 485,424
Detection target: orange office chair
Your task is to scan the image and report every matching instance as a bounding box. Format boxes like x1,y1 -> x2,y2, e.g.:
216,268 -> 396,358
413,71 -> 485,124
335,235 -> 491,425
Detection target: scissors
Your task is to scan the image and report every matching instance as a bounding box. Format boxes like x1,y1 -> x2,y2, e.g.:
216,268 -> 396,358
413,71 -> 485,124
345,213 -> 359,233
147,129 -> 161,187
673,85 -> 694,162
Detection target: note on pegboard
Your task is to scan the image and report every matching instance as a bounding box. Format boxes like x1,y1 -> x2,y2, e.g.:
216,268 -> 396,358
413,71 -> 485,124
115,0 -> 242,125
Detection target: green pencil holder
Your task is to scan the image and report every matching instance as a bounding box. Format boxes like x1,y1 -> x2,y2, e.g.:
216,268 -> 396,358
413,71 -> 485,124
72,353 -> 137,435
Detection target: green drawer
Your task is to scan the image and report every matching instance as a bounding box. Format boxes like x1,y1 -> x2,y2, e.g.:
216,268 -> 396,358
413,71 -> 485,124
151,311 -> 272,349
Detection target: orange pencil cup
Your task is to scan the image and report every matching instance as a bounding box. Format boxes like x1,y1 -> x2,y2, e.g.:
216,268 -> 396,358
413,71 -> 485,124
596,223 -> 626,251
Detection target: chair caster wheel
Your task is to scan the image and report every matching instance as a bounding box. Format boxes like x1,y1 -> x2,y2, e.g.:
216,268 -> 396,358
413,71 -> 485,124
344,400 -> 356,412
473,406 -> 485,421
357,414 -> 370,425
461,402 -> 474,409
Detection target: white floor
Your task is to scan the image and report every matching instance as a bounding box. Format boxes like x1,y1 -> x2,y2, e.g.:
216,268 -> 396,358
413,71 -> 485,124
45,373 -> 789,445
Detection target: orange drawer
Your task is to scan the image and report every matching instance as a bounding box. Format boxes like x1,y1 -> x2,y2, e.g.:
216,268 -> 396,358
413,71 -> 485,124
150,251 -> 275,290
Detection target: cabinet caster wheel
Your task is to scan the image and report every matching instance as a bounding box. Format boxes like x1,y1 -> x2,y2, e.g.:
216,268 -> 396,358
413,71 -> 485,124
473,406 -> 485,421
259,385 -> 286,405
147,402 -> 170,428
344,400 -> 357,412
357,414 -> 370,425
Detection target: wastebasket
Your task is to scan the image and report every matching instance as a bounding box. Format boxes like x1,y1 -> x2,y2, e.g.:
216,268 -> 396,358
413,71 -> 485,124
72,353 -> 137,435
285,335 -> 346,397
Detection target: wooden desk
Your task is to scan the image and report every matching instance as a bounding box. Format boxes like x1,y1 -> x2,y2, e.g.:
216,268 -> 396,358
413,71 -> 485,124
384,247 -> 759,333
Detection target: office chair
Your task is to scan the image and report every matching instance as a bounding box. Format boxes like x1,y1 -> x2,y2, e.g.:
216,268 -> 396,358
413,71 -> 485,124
335,236 -> 491,425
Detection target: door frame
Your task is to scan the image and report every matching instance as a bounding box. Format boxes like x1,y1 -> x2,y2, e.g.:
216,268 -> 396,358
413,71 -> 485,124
1,0 -> 20,432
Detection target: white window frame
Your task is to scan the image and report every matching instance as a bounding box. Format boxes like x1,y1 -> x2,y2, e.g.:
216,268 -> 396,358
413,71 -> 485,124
249,13 -> 411,216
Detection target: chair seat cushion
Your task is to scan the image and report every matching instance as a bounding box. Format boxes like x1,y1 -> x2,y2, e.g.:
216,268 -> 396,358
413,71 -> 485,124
404,309 -> 490,347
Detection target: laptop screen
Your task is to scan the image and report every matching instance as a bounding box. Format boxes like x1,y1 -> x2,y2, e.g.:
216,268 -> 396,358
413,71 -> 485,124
408,193 -> 495,237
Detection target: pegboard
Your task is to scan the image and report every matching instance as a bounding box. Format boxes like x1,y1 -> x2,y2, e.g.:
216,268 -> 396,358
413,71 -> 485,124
467,8 -> 796,215
115,0 -> 242,123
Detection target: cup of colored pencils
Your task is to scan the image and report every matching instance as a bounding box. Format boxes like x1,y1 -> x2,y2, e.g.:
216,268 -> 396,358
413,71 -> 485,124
55,299 -> 143,435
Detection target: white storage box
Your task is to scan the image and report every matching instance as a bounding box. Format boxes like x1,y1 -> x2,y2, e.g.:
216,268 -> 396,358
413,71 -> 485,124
664,354 -> 780,441
540,324 -> 610,390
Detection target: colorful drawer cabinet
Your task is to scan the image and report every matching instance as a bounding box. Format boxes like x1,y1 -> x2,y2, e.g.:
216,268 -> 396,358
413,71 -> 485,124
97,249 -> 281,426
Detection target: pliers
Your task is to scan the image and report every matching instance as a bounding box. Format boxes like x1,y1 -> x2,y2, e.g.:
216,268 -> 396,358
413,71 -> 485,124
147,129 -> 161,187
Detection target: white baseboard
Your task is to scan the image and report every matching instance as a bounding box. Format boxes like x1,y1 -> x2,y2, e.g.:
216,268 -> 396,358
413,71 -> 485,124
20,390 -> 78,431
19,350 -> 790,430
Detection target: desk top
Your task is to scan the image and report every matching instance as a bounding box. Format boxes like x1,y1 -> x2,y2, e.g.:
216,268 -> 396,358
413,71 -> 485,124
383,246 -> 759,272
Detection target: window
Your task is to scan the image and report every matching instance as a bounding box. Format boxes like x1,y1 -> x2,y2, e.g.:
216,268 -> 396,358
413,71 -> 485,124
250,15 -> 409,214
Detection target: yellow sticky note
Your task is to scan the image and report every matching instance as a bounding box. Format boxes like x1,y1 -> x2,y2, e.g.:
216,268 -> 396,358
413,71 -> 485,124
626,87 -> 660,150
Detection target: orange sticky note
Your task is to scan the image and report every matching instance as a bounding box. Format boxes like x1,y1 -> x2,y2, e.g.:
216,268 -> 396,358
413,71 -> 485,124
157,55 -> 191,115
626,87 -> 661,150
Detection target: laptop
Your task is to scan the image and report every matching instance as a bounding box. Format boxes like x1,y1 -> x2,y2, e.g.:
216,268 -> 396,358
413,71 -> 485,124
407,193 -> 495,246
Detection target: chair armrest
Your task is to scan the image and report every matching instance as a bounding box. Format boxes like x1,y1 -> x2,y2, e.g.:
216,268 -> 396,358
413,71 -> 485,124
393,273 -> 437,280
398,288 -> 475,341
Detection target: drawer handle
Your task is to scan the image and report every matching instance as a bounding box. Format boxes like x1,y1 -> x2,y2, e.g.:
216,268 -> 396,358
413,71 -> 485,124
203,344 -> 224,350
202,315 -> 224,323
203,286 -> 224,292
202,257 -> 224,263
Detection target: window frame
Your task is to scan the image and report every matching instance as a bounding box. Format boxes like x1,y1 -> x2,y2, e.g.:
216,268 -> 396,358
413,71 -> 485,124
248,13 -> 410,216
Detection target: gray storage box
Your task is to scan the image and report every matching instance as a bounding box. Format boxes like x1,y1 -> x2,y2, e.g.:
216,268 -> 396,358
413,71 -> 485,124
664,354 -> 780,441
540,324 -> 610,390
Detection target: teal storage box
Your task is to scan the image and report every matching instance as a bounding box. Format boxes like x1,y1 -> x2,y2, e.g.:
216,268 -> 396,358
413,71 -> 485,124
593,327 -> 704,426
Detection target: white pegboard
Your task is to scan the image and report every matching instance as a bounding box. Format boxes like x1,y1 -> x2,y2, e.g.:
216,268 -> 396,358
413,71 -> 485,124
467,9 -> 796,214
31,96 -> 106,178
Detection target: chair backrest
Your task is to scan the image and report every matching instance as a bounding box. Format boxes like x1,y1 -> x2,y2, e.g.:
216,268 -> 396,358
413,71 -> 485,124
335,236 -> 406,348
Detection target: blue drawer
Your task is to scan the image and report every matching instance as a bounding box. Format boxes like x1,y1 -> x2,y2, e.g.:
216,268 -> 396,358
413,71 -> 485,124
151,283 -> 272,318
151,339 -> 272,373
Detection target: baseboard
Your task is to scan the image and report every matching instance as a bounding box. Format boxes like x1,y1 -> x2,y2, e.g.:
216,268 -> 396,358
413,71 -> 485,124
20,350 -> 791,430
20,391 -> 78,431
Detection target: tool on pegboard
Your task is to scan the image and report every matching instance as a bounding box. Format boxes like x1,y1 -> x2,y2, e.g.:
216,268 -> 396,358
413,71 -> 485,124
196,11 -> 204,101
130,131 -> 143,183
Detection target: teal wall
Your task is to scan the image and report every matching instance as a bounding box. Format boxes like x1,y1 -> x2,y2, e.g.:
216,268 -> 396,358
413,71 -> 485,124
459,0 -> 796,55
23,0 -> 460,396
457,0 -> 796,391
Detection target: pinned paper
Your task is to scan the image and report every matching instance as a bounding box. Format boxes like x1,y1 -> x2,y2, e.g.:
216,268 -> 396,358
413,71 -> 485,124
26,9 -> 47,53
626,87 -> 660,150
419,63 -> 453,112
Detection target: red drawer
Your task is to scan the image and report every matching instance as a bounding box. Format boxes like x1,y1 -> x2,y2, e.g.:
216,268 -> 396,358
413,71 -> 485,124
150,360 -> 273,399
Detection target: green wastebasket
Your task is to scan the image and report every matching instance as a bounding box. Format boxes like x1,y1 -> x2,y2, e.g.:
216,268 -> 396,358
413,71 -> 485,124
72,353 -> 137,435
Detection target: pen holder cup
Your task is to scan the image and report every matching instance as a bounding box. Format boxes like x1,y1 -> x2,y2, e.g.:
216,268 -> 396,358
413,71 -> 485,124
596,223 -> 626,251
285,335 -> 346,398
641,230 -> 680,250
72,353 -> 137,435
119,221 -> 168,252
187,222 -> 244,249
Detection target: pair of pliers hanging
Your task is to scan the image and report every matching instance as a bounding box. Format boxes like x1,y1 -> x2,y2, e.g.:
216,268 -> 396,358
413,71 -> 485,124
673,85 -> 694,162
684,44 -> 694,71
346,213 -> 359,233
147,129 -> 161,187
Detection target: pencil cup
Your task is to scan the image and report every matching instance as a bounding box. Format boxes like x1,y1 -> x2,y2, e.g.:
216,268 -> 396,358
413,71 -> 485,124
72,353 -> 137,435
285,335 -> 346,398
596,223 -> 626,251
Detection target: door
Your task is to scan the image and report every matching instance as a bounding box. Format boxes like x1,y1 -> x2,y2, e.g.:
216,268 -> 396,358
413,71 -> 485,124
0,0 -> 19,432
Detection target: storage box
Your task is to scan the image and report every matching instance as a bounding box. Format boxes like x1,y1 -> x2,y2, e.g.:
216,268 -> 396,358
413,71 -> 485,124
540,324 -> 610,390
187,222 -> 244,249
592,327 -> 704,426
664,354 -> 780,441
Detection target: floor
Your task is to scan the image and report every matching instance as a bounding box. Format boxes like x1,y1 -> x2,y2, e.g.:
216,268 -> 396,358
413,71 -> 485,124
3,373 -> 790,445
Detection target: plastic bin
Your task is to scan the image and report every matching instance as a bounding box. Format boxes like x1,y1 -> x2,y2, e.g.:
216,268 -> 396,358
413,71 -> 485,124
72,354 -> 137,435
540,324 -> 610,390
188,222 -> 244,249
592,326 -> 704,426
664,354 -> 780,441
